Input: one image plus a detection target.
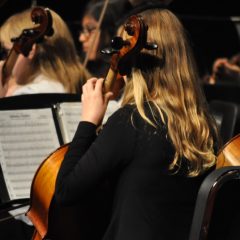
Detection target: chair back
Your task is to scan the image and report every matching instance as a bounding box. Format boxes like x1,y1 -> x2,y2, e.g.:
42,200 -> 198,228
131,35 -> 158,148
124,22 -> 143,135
209,100 -> 238,144
189,166 -> 240,240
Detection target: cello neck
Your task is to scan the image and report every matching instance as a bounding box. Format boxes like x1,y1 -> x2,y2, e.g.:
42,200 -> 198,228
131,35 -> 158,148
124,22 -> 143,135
103,67 -> 118,92
103,67 -> 124,100
2,48 -> 19,86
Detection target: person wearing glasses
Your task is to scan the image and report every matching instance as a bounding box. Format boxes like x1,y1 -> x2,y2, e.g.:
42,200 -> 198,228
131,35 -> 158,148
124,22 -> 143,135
205,53 -> 240,85
79,0 -> 132,77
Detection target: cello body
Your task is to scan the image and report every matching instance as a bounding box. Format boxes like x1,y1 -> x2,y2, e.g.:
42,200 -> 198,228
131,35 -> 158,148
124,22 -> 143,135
27,144 -> 68,239
216,133 -> 240,168
27,144 -> 112,240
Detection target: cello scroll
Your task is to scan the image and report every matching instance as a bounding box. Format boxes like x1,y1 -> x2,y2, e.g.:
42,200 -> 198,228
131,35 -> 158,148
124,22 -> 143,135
102,15 -> 157,98
1,7 -> 54,86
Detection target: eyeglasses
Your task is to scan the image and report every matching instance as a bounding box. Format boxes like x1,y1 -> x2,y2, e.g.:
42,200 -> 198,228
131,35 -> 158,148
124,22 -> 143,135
79,26 -> 97,38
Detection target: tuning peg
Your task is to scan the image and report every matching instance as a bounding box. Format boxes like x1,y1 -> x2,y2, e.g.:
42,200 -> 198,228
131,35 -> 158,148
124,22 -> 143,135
23,29 -> 38,37
124,23 -> 135,36
111,36 -> 129,50
10,37 -> 19,43
144,42 -> 158,50
32,15 -> 42,24
101,36 -> 130,55
101,48 -> 119,55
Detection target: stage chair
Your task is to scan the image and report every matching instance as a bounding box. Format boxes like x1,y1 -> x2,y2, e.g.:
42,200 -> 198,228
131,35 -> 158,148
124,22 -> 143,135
209,100 -> 238,144
188,166 -> 240,240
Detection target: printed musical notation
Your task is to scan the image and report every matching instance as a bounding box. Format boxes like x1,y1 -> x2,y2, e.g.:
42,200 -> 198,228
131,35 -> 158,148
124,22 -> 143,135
56,100 -> 120,143
0,108 -> 60,200
0,101 -> 120,201
56,102 -> 83,144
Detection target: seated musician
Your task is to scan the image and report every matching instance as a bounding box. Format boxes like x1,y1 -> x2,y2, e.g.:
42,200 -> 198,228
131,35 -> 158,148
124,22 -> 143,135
206,53 -> 240,85
0,7 -> 90,98
55,7 -> 219,240
79,0 -> 132,77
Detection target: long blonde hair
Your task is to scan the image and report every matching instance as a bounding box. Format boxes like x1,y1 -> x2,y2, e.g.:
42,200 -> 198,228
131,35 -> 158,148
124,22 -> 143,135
122,9 -> 219,176
0,7 -> 90,93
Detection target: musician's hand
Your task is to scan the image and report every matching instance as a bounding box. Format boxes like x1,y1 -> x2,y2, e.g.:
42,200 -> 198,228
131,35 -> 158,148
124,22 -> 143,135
212,58 -> 240,82
222,61 -> 240,73
81,78 -> 113,126
212,58 -> 228,75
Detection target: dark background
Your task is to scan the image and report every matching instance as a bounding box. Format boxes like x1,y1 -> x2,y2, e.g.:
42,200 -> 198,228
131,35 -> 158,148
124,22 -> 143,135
1,0 -> 240,24
0,0 -> 240,76
0,0 -> 87,24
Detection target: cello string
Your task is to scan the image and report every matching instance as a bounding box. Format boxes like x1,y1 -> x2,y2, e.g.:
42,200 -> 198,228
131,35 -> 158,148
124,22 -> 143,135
83,0 -> 110,67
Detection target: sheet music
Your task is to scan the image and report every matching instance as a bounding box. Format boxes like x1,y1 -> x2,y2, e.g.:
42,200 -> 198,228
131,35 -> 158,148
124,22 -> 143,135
56,100 -> 120,143
0,108 -> 60,200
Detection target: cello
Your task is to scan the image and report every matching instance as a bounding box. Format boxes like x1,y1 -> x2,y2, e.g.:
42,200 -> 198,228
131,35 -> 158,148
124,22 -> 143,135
26,15 -> 157,240
216,133 -> 240,168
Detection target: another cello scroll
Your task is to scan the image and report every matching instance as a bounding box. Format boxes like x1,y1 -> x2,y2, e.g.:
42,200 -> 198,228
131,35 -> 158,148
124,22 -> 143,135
1,7 -> 53,86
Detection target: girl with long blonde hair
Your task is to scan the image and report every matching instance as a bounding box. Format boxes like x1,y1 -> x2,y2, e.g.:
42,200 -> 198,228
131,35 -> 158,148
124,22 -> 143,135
122,9 -> 219,176
0,7 -> 90,97
55,8 -> 219,240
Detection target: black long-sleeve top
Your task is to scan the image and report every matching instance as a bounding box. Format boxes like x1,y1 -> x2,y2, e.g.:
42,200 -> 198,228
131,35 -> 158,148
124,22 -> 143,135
55,104 -> 213,240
